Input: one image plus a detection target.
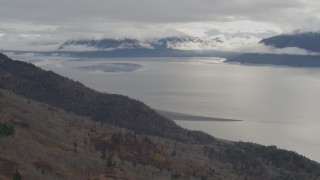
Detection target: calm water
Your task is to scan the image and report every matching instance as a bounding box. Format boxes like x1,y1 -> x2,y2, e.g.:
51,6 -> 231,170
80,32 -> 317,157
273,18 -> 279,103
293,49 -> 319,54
26,56 -> 320,162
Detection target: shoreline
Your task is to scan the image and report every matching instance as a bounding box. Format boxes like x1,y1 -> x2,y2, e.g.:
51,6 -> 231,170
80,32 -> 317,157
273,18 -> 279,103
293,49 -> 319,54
156,110 -> 243,122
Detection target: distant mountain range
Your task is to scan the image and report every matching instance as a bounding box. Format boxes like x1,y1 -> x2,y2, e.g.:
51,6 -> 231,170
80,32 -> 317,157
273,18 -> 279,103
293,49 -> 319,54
0,35 -> 246,58
6,31 -> 320,67
226,32 -> 320,67
0,32 -> 261,58
58,35 -> 257,52
59,38 -> 153,51
260,32 -> 320,52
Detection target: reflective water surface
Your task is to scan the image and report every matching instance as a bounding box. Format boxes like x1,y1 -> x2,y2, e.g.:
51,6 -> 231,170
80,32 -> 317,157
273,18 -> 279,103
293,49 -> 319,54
29,57 -> 320,162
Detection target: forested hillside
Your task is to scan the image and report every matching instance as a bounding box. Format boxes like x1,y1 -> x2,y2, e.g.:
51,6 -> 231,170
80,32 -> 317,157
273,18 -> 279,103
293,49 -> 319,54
0,53 -> 212,143
1,53 -> 320,179
0,88 -> 319,179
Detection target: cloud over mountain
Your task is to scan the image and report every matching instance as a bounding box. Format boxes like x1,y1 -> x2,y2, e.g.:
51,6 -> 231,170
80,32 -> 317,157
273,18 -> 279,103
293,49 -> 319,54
2,0 -> 320,43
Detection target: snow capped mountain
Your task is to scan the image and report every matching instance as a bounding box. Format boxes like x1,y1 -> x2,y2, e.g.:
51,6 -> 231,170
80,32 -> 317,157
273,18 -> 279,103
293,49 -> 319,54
59,38 -> 154,51
0,30 -> 274,53
152,36 -> 215,50
58,33 -> 262,52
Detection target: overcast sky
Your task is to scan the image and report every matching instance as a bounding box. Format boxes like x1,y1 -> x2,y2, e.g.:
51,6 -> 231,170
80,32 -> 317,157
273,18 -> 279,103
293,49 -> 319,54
1,0 -> 320,42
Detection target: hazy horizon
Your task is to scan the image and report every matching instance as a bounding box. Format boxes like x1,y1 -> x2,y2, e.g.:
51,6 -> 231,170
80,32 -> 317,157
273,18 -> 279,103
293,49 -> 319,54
2,0 -> 320,53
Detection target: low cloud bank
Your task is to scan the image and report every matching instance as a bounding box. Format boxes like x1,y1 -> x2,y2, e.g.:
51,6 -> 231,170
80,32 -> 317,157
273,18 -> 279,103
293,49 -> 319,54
1,32 -> 319,56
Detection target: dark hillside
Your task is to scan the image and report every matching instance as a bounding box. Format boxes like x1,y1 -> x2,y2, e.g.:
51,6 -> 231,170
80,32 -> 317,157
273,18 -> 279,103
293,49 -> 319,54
0,88 -> 319,179
0,53 -> 212,143
225,32 -> 320,67
261,32 -> 320,52
1,53 -> 320,179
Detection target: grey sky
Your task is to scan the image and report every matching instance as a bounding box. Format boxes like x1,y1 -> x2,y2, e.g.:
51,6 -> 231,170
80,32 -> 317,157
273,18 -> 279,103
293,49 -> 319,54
0,0 -> 306,23
0,0 -> 320,42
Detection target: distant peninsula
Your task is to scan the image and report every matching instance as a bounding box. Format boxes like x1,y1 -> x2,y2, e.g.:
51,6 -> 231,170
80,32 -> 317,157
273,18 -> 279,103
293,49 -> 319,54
226,32 -> 320,67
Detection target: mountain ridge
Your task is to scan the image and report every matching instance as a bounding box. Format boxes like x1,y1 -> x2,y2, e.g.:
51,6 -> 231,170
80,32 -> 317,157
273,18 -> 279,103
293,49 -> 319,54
58,36 -> 222,51
260,32 -> 320,52
0,53 -> 213,143
57,34 -> 260,52
1,87 -> 319,179
225,32 -> 320,67
0,34 -> 257,58
1,52 -> 320,179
